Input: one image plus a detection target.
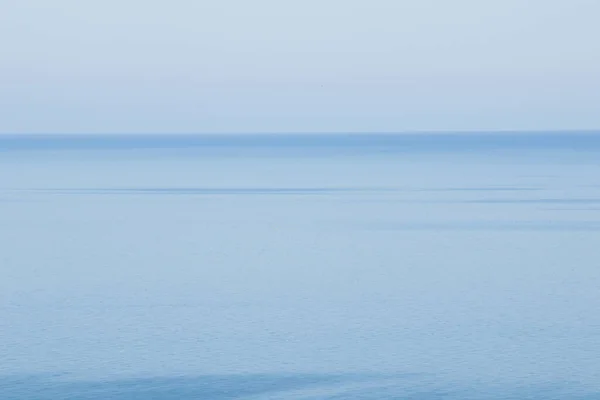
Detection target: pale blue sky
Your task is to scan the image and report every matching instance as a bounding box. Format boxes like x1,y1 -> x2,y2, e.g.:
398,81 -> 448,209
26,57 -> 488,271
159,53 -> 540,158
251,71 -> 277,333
1,0 -> 599,133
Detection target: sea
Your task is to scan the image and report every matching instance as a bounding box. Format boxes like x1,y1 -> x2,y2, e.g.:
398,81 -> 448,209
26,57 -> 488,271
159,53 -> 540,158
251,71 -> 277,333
1,132 -> 600,399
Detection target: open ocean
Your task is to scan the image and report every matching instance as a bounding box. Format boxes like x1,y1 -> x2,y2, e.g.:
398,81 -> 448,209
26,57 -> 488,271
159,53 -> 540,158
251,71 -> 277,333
1,132 -> 600,399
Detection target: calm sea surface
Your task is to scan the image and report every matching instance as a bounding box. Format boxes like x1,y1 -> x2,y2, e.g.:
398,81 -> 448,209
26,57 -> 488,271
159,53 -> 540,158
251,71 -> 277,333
1,133 -> 600,399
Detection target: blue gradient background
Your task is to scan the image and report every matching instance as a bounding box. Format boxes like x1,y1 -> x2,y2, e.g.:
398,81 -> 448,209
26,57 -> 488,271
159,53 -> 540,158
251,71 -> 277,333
2,133 -> 600,398
2,0 -> 600,133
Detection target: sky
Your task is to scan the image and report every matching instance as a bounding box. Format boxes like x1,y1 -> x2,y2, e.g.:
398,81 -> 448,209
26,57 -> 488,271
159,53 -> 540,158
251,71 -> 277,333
1,0 -> 599,134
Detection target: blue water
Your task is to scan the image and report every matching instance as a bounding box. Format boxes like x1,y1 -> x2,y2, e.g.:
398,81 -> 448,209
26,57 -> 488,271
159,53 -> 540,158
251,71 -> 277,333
1,133 -> 600,399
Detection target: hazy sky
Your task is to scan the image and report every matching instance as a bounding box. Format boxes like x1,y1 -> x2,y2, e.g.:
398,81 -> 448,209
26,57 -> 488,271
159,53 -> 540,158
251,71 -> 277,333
1,0 -> 599,133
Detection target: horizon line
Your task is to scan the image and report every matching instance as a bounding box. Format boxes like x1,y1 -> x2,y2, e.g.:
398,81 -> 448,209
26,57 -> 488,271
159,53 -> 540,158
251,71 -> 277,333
1,129 -> 600,136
